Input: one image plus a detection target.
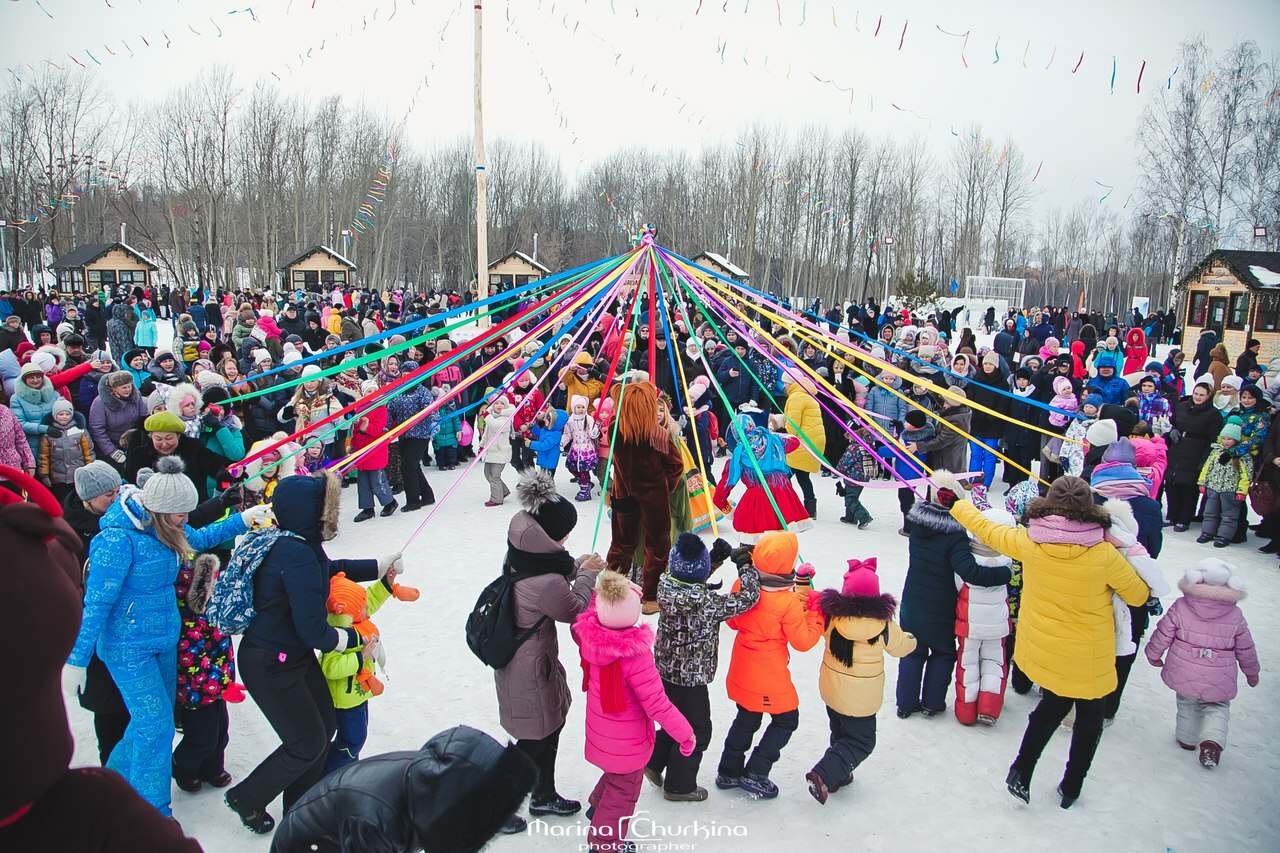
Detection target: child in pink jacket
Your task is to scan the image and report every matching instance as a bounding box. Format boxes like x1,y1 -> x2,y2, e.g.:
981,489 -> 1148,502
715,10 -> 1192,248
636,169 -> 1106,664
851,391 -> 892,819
1145,557 -> 1260,769
573,572 -> 695,853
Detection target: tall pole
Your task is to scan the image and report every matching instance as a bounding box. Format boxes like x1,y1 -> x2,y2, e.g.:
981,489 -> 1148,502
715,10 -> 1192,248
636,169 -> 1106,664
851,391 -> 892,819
473,2 -> 490,328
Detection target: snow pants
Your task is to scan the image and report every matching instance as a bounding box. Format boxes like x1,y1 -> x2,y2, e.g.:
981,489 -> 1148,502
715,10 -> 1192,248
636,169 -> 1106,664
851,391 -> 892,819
323,703 -> 369,776
1202,488 -> 1242,542
172,699 -> 230,784
717,704 -> 799,780
587,769 -> 643,853
647,681 -> 713,795
895,640 -> 957,714
954,635 -> 1009,724
104,644 -> 178,816
1176,694 -> 1231,747
970,437 -> 1000,487
811,708 -> 876,790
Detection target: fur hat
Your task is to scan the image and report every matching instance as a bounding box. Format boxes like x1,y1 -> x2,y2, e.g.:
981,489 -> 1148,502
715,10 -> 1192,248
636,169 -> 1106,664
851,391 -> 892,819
141,456 -> 199,514
243,434 -> 297,492
841,558 -> 880,597
1026,476 -> 1110,527
668,532 -> 711,583
595,571 -> 643,629
1185,558 -> 1246,593
516,470 -> 577,542
1086,419 -> 1118,448
166,383 -> 203,418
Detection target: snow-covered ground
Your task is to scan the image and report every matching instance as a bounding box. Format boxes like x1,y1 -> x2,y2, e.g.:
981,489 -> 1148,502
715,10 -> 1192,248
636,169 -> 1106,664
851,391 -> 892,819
66,463 -> 1279,852
63,325 -> 1275,851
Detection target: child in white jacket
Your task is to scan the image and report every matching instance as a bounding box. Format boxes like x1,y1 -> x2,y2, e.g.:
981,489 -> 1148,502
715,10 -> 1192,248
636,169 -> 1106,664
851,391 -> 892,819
1103,498 -> 1171,656
955,506 -> 1015,725
478,395 -> 515,507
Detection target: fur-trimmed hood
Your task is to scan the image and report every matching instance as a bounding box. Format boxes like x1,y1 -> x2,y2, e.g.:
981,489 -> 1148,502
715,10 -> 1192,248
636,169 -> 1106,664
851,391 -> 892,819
185,553 -> 220,614
271,470 -> 341,542
574,609 -> 655,666
243,434 -> 298,492
907,500 -> 965,533
1179,577 -> 1246,603
817,589 -> 898,621
1024,496 -> 1111,528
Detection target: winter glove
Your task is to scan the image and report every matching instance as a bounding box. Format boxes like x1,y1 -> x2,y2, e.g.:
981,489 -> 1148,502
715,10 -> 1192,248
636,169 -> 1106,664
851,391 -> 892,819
219,488 -> 245,511
729,545 -> 755,568
708,538 -> 733,571
392,583 -> 421,602
377,551 -> 404,578
62,664 -> 86,698
578,553 -> 607,573
110,449 -> 126,464
890,419 -> 904,433
45,425 -> 64,439
930,470 -> 968,503
1167,428 -> 1182,444
1247,673 -> 1260,688
240,504 -> 275,527
679,735 -> 697,757
202,412 -> 222,432
1146,597 -> 1164,617
280,404 -> 296,422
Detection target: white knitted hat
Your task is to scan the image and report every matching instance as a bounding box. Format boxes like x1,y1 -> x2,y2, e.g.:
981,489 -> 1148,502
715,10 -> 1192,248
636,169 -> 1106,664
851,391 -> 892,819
140,456 -> 199,514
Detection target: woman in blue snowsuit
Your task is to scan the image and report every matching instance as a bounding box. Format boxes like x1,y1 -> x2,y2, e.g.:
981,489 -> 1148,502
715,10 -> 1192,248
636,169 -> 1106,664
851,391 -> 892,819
65,458 -> 267,816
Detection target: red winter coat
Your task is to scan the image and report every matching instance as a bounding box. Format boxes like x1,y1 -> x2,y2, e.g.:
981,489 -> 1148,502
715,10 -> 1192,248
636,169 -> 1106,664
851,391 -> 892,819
351,406 -> 390,471
507,386 -> 545,432
1122,328 -> 1148,376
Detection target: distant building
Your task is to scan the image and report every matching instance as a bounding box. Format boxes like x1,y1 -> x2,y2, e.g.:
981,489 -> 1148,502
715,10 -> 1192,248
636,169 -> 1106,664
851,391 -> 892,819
692,251 -> 749,282
1179,249 -> 1280,361
486,251 -> 551,291
278,245 -> 357,292
49,242 -> 158,295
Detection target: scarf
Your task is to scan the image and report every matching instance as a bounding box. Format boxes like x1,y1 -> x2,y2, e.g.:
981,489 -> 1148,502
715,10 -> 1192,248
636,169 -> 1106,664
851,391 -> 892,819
727,413 -> 790,487
1026,515 -> 1104,546
505,544 -> 575,577
1092,479 -> 1151,500
580,659 -> 626,714
758,571 -> 797,590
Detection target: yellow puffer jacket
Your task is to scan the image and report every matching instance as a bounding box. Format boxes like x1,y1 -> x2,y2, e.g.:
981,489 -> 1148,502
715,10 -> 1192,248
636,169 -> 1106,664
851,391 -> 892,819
784,383 -> 825,473
950,501 -> 1149,699
818,614 -> 916,718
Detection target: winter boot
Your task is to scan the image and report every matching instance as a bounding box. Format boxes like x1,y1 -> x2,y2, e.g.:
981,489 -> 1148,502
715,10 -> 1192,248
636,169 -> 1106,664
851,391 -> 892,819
663,787 -> 709,802
805,771 -> 829,805
1199,740 -> 1223,768
714,773 -> 741,790
739,774 -> 779,799
643,768 -> 664,788
498,814 -> 527,834
1056,782 -> 1079,810
225,789 -> 275,835
1005,765 -> 1031,804
804,498 -> 817,519
353,508 -> 375,523
529,794 -> 581,817
575,483 -> 592,502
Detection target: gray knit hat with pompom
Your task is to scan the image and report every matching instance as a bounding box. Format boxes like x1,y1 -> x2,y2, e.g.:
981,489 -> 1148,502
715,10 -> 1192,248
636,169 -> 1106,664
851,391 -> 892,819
140,456 -> 199,514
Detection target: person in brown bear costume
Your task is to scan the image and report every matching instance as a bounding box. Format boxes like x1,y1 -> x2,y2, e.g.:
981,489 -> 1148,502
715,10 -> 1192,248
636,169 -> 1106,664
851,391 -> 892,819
605,380 -> 686,614
0,466 -> 200,851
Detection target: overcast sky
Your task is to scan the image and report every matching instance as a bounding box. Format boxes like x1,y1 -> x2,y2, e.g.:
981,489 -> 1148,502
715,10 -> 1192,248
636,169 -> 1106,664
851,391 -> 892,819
3,0 -> 1278,221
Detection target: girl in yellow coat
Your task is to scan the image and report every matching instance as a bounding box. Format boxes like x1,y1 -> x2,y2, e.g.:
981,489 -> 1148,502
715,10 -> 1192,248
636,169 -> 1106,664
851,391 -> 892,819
783,377 -> 825,518
805,558 -> 916,804
937,471 -> 1148,809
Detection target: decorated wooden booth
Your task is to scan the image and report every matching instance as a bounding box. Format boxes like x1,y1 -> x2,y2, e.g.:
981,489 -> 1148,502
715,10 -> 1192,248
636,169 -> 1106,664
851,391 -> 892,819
1179,249 -> 1280,362
278,245 -> 357,293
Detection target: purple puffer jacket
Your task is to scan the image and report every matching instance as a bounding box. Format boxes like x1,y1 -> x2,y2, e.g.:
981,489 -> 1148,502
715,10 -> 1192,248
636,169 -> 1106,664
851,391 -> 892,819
572,608 -> 693,774
1145,579 -> 1260,703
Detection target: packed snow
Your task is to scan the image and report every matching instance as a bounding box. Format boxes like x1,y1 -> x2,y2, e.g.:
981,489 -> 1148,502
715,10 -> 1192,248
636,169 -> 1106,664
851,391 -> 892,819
64,462 -> 1279,852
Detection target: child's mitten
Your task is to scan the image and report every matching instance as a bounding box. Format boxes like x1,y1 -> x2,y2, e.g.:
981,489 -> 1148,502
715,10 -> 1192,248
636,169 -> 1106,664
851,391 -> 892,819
223,682 -> 248,703
679,735 -> 697,757
392,583 -> 421,602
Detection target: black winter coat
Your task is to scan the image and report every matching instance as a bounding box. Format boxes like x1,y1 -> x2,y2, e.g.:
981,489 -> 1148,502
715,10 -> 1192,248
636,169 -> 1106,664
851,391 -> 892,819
242,474 -> 379,658
1167,398 -> 1223,486
1005,390 -> 1041,451
900,502 -> 1012,649
271,726 -> 535,853
967,368 -> 1010,438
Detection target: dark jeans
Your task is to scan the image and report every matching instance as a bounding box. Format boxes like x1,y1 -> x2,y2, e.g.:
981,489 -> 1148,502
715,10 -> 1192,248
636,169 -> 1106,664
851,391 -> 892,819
172,699 -> 229,783
811,708 -> 876,789
516,723 -> 563,801
647,681 -> 712,794
794,470 -> 815,504
895,640 -> 957,713
1166,483 -> 1200,526
323,704 -> 369,776
94,712 -> 130,766
399,436 -> 434,506
1013,690 -> 1106,796
717,704 -> 799,780
231,644 -> 336,813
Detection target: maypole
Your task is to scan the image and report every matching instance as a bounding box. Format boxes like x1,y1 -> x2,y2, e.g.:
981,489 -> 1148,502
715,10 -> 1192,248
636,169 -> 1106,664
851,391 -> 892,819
473,0 -> 490,327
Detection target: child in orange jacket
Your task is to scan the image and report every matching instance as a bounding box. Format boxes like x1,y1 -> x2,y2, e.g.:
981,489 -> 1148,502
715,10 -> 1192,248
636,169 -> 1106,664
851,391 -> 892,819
715,530 -> 825,798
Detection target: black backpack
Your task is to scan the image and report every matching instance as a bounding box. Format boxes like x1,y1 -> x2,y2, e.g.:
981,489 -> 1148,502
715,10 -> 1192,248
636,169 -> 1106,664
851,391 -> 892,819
465,569 -> 550,668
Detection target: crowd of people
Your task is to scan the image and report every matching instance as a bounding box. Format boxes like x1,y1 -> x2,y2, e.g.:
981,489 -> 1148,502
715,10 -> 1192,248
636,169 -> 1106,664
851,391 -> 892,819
0,279 -> 1269,851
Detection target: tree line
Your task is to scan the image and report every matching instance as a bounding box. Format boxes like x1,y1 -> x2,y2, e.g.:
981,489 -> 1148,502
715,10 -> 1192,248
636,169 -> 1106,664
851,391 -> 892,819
0,35 -> 1275,317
